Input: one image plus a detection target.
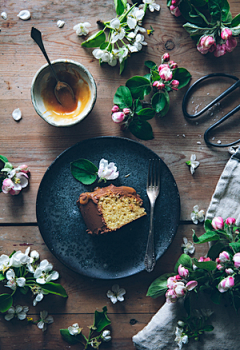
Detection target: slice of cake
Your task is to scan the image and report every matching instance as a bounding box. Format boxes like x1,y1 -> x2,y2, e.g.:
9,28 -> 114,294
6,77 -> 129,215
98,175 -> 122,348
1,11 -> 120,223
77,184 -> 146,235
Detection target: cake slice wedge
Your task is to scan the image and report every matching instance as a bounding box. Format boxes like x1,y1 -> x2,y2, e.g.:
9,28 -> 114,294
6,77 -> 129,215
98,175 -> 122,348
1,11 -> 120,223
77,184 -> 146,235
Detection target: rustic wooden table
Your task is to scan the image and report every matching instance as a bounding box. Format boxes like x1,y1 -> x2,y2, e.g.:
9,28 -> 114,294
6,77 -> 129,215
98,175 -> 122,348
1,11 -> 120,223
0,0 -> 240,349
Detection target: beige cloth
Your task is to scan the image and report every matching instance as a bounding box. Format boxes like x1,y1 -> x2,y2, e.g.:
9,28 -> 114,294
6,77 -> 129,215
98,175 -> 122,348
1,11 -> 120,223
206,147 -> 240,224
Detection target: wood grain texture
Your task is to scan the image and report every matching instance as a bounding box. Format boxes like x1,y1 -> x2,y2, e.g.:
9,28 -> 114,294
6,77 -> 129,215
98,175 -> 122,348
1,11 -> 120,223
0,0 -> 240,348
0,224 -> 208,349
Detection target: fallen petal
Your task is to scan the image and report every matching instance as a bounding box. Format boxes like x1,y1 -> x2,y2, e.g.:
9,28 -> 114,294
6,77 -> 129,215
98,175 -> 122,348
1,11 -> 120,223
12,108 -> 22,121
57,20 -> 65,28
17,10 -> 31,20
1,12 -> 7,20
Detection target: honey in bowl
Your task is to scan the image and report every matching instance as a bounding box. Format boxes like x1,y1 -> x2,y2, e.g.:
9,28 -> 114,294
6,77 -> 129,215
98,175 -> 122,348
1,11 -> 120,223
41,69 -> 91,124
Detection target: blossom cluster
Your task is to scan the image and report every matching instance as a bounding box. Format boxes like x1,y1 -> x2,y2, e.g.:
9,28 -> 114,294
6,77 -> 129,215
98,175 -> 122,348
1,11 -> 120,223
75,0 -> 160,73
0,247 -> 63,310
197,31 -> 237,58
1,163 -> 30,195
165,265 -> 198,303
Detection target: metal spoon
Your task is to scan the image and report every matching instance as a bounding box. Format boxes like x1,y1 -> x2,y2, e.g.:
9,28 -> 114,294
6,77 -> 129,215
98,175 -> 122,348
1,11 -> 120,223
31,27 -> 75,105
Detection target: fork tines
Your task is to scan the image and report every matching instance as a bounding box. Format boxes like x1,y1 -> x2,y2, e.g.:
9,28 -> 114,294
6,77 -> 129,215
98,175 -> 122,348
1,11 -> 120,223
147,159 -> 161,189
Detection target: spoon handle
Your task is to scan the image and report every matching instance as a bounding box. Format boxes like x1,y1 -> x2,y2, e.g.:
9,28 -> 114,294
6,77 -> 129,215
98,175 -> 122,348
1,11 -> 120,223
31,27 -> 59,82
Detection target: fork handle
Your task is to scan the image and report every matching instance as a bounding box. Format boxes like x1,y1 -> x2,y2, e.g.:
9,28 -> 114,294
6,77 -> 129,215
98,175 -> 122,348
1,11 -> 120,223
144,203 -> 156,272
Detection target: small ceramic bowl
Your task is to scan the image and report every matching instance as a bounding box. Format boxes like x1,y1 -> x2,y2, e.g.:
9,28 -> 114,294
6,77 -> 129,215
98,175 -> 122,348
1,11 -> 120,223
31,59 -> 97,127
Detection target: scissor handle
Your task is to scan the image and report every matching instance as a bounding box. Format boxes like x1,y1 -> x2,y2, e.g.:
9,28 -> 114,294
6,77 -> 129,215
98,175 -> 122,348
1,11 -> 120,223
182,73 -> 240,119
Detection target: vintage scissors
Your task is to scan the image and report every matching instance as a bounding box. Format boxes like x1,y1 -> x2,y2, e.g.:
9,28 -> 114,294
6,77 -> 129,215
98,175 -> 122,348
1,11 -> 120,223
182,73 -> 240,147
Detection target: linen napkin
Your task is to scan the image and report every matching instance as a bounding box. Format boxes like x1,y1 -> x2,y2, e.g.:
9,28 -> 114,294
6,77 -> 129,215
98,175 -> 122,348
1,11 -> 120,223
133,148 -> 240,350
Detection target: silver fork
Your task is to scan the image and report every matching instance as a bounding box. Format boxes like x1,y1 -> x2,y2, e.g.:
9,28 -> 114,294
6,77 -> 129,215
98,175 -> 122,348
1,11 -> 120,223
144,159 -> 161,272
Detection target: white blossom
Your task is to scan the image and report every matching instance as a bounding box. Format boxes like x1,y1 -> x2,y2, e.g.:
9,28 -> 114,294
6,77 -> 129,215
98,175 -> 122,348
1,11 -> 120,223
110,18 -> 125,43
68,323 -> 82,335
5,269 -> 26,290
5,305 -> 29,321
73,22 -> 91,36
11,248 -> 32,267
1,12 -> 7,20
32,285 -> 49,306
128,34 -> 147,52
186,154 -> 200,175
191,205 -> 205,224
57,20 -> 65,28
107,284 -> 126,304
12,108 -> 22,121
174,327 -> 188,349
127,25 -> 146,40
0,254 -> 13,273
127,7 -> 145,29
102,329 -> 111,342
30,250 -> 39,260
181,237 -> 195,255
143,0 -> 161,12
98,159 -> 119,181
92,49 -> 118,66
34,259 -> 59,284
37,310 -> 54,331
112,47 -> 128,63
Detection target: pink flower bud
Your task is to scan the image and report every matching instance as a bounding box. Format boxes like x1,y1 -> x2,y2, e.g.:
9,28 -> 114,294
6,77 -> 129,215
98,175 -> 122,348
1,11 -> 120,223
169,60 -> 178,69
217,264 -> 224,271
111,105 -> 120,113
159,67 -> 173,81
225,37 -> 237,52
112,112 -> 125,124
18,164 -> 29,173
174,282 -> 186,297
212,217 -> 224,230
225,268 -> 234,275
219,251 -> 230,263
216,258 -> 220,264
218,276 -> 234,293
158,64 -> 169,72
2,178 -> 14,194
199,257 -> 211,262
123,108 -> 130,115
186,280 -> 198,291
214,44 -> 226,57
170,5 -> 181,17
162,53 -> 170,62
171,79 -> 179,90
197,36 -> 216,55
233,253 -> 240,268
221,28 -> 232,40
171,0 -> 180,5
153,81 -> 165,90
225,217 -> 236,225
165,288 -> 178,303
178,264 -> 189,278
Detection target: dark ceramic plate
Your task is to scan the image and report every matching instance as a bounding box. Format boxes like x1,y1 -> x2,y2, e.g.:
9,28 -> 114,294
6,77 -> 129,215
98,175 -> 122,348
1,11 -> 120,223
36,137 -> 180,279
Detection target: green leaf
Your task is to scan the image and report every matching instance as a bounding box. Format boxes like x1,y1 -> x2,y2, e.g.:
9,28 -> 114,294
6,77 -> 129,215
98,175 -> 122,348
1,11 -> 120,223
144,60 -> 157,70
100,42 -> 109,50
229,242 -> 240,253
114,0 -> 126,16
204,219 -> 213,232
224,11 -> 232,25
204,325 -> 214,332
0,155 -> 8,164
128,119 -> 153,140
81,30 -> 106,48
0,273 -> 5,281
183,23 -> 212,36
60,329 -> 83,345
151,70 -> 161,83
151,92 -> 166,113
42,282 -> 68,297
208,0 -> 230,23
193,230 -> 220,244
207,241 -> 227,260
231,24 -> 240,36
191,0 -> 208,6
137,108 -> 155,120
172,68 -> 191,89
0,294 -> 13,313
184,296 -> 191,316
126,76 -> 151,100
147,273 -> 175,298
20,286 -> 29,295
70,159 -> 98,185
231,13 -> 240,27
179,0 -> 205,26
93,306 -> 111,333
158,91 -> 170,117
133,98 -> 143,114
113,86 -> 133,109
143,73 -> 151,81
167,0 -> 172,7
119,58 -> 126,75
192,258 -> 217,271
174,254 -> 193,273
